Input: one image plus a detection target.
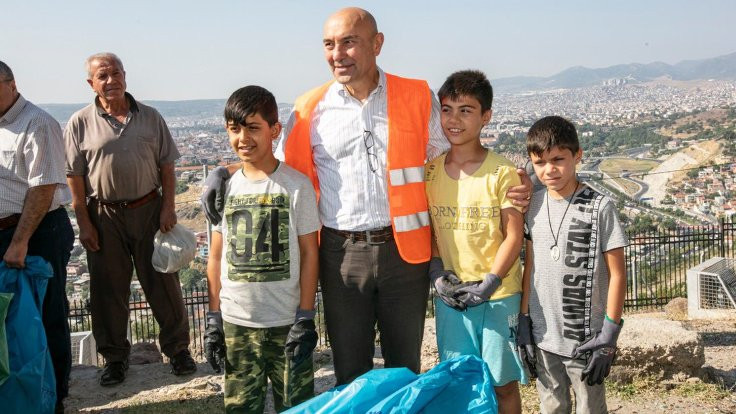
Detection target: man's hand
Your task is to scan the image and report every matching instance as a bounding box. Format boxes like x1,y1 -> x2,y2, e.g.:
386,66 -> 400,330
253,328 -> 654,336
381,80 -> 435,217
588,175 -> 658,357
285,309 -> 318,366
454,273 -> 502,307
516,313 -> 537,378
204,311 -> 226,373
429,257 -> 467,311
201,166 -> 230,225
78,218 -> 100,251
2,241 -> 28,268
159,204 -> 177,233
506,168 -> 533,212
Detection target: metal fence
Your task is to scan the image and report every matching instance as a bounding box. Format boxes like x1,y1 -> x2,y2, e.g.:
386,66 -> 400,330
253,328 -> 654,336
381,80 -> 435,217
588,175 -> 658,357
67,218 -> 735,358
623,218 -> 735,309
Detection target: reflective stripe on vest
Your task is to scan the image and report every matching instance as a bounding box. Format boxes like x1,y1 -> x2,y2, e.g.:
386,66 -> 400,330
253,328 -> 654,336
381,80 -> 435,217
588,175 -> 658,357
389,166 -> 424,186
393,211 -> 430,232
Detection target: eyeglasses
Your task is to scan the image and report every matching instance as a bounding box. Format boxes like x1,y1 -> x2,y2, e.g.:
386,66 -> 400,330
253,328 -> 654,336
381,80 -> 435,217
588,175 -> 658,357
363,130 -> 379,173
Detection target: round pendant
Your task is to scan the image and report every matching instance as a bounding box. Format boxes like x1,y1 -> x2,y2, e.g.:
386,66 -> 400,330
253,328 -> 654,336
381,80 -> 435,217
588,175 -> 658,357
550,245 -> 560,261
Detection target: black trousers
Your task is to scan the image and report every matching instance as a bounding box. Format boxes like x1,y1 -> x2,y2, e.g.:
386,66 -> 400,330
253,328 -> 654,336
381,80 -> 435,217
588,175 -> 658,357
319,228 -> 430,385
0,207 -> 74,403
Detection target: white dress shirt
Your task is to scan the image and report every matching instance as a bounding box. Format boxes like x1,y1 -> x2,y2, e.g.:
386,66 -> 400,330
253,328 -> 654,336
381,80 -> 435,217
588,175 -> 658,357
277,68 -> 449,231
0,95 -> 71,218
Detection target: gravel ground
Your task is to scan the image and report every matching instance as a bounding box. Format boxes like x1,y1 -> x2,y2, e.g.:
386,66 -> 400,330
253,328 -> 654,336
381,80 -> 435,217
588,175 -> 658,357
64,314 -> 736,413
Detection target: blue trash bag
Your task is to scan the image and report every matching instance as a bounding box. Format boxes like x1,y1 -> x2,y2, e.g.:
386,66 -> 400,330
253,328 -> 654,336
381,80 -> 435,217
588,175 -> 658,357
0,257 -> 57,414
283,355 -> 497,414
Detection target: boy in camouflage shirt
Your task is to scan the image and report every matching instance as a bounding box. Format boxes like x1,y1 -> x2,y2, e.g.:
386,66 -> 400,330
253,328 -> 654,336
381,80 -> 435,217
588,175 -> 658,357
204,86 -> 321,413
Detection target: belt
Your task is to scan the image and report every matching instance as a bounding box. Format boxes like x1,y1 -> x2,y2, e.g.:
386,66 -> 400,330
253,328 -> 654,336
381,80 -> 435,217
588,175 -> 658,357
322,226 -> 394,244
0,214 -> 21,230
91,189 -> 159,209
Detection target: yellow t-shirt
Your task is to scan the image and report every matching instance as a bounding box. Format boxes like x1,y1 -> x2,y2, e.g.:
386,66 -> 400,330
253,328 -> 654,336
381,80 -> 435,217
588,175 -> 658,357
425,150 -> 522,300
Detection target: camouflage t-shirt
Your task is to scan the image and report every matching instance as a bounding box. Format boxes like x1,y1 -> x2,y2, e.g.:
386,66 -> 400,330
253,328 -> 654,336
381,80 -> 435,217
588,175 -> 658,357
214,162 -> 320,328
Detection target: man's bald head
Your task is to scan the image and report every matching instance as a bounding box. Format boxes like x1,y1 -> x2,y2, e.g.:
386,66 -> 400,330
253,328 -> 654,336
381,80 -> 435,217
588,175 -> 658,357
324,7 -> 378,35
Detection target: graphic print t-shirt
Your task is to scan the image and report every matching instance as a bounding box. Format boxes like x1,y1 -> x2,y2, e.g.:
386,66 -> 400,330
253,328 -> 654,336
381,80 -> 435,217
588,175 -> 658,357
214,163 -> 320,328
425,151 -> 523,300
524,184 -> 627,357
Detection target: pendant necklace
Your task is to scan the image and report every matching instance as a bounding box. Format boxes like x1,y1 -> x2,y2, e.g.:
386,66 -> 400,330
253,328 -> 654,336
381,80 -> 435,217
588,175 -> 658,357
546,182 -> 579,261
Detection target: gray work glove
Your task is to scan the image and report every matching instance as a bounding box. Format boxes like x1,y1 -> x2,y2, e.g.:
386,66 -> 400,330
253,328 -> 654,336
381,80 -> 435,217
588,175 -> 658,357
204,311 -> 226,373
573,317 -> 623,385
429,257 -> 467,311
516,313 -> 538,379
285,309 -> 318,366
201,166 -> 230,225
453,272 -> 502,307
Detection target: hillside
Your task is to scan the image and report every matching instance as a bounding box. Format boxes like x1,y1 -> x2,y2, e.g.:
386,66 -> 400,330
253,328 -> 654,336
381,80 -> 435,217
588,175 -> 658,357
494,52 -> 736,92
641,140 -> 725,206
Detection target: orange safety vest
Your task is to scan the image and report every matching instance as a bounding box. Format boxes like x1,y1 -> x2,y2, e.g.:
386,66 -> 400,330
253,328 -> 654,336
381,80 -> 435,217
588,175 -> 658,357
284,73 -> 432,263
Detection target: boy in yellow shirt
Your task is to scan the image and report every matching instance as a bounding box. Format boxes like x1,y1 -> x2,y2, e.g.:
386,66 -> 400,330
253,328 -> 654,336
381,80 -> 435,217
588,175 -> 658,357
425,70 -> 526,414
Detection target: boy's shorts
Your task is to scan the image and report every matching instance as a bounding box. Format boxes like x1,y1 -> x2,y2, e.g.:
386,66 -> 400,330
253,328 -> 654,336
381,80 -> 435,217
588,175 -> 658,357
535,348 -> 607,414
223,321 -> 314,413
435,293 -> 527,387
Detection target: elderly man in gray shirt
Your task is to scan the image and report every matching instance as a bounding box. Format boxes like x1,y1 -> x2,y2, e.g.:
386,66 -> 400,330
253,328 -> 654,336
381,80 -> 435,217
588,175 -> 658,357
65,53 -> 195,386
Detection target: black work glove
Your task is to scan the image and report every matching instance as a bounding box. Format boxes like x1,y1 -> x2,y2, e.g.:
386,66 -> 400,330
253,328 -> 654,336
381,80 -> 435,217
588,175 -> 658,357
581,347 -> 617,386
204,311 -> 226,373
201,166 -> 230,225
285,309 -> 318,366
429,257 -> 467,311
516,313 -> 537,379
453,272 -> 502,307
573,317 -> 623,386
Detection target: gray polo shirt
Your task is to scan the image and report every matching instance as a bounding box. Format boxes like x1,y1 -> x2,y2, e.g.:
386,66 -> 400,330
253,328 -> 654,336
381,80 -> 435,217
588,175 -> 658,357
64,93 -> 180,202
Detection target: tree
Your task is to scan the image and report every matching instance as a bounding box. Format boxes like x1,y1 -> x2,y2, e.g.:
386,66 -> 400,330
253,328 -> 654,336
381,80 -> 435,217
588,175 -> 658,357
175,180 -> 189,195
179,266 -> 205,291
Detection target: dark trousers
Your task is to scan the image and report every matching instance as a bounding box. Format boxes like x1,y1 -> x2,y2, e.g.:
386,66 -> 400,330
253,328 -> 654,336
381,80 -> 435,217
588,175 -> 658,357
86,196 -> 190,362
319,228 -> 430,385
0,207 -> 74,403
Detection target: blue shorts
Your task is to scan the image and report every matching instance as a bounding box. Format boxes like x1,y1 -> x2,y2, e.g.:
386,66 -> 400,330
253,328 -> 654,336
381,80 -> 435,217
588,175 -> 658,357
435,293 -> 528,387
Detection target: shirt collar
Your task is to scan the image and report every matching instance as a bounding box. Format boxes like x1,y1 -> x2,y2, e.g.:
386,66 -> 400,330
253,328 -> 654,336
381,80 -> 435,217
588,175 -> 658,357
95,92 -> 139,117
335,67 -> 386,101
0,94 -> 27,125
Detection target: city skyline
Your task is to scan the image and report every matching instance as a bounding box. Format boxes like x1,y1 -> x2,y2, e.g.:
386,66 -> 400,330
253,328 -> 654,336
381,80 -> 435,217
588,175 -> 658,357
4,0 -> 736,103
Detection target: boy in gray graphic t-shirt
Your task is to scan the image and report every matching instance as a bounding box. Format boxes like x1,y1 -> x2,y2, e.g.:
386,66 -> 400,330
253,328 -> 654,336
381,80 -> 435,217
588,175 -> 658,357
518,116 -> 627,414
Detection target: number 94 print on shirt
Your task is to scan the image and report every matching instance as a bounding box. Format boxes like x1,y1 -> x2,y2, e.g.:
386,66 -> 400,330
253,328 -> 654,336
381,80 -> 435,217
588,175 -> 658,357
224,193 -> 290,282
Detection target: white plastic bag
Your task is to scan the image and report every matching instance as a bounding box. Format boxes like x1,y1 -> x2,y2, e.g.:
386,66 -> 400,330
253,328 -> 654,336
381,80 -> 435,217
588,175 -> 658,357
152,224 -> 197,273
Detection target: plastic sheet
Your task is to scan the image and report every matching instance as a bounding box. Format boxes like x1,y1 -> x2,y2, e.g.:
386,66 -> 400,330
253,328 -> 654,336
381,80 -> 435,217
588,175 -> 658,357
283,355 -> 497,414
0,256 -> 56,413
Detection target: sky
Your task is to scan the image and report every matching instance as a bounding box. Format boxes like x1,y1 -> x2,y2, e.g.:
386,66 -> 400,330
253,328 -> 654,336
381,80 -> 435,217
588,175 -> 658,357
3,0 -> 735,104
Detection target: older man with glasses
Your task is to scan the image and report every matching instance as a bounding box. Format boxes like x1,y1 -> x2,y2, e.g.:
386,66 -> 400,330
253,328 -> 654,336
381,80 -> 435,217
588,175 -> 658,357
0,60 -> 75,414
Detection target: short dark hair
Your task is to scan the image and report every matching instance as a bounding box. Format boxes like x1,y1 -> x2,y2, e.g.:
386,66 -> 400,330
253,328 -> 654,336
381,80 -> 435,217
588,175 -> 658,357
438,70 -> 493,112
224,85 -> 278,126
526,116 -> 580,157
0,60 -> 14,81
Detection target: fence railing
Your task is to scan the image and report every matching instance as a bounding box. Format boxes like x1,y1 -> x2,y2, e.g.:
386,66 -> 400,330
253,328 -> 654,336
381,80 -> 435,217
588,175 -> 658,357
623,218 -> 735,309
67,218 -> 735,360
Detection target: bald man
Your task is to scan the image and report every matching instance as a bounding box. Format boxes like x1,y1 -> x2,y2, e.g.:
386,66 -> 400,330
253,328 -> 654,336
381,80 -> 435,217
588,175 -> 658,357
202,7 -> 532,386
271,8 -> 450,385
